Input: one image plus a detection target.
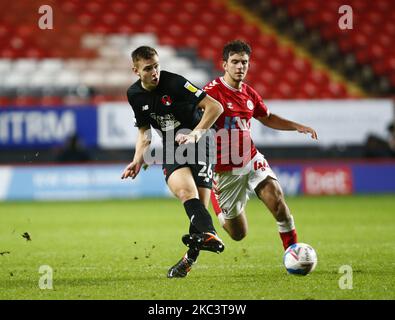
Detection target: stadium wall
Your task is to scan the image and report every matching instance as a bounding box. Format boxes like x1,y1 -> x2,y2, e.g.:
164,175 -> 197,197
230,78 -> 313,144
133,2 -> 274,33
0,160 -> 394,201
1,99 -> 393,200
0,100 -> 393,150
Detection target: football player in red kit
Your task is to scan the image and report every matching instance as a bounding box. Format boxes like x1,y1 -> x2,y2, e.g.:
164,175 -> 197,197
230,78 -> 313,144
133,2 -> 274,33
205,40 -> 318,251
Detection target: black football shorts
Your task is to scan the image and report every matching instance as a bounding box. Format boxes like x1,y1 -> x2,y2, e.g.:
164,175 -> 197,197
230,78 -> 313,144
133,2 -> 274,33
163,161 -> 213,189
162,131 -> 215,189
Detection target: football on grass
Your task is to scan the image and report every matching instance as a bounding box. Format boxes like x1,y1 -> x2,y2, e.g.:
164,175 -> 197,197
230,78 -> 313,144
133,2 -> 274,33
284,243 -> 317,276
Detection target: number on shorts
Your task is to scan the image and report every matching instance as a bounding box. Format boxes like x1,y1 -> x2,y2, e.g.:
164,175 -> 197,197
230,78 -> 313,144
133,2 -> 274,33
198,161 -> 213,182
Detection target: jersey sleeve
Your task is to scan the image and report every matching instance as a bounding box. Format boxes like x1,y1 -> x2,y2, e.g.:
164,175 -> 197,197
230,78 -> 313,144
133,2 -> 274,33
172,73 -> 207,105
252,89 -> 270,118
127,90 -> 150,128
203,80 -> 220,100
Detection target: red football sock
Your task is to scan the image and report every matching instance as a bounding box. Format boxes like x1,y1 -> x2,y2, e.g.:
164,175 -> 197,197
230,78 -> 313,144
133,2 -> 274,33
210,189 -> 221,217
279,229 -> 298,250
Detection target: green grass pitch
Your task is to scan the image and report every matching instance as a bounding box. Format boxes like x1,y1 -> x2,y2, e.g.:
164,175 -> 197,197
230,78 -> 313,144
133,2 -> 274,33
0,195 -> 394,300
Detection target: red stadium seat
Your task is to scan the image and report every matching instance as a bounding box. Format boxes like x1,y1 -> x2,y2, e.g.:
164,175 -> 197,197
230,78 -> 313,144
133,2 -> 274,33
310,70 -> 330,87
300,83 -> 315,98
328,82 -> 347,98
271,0 -> 395,82
0,0 -> 366,103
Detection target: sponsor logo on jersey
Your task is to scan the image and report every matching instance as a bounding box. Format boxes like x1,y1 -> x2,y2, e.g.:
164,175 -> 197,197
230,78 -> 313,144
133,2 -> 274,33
203,80 -> 219,91
185,81 -> 203,97
184,81 -> 198,93
253,159 -> 269,171
224,116 -> 251,130
247,100 -> 254,110
161,95 -> 172,106
150,113 -> 181,131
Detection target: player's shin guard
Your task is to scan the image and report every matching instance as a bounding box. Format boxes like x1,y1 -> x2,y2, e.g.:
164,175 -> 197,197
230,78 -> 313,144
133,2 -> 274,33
184,198 -> 216,234
277,214 -> 298,250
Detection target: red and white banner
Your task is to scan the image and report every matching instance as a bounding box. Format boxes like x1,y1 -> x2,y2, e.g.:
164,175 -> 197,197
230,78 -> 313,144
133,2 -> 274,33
302,166 -> 353,195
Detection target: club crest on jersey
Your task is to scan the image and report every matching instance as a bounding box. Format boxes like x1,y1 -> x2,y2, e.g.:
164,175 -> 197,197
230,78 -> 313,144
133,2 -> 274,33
161,95 -> 172,106
247,100 -> 254,110
226,102 -> 233,109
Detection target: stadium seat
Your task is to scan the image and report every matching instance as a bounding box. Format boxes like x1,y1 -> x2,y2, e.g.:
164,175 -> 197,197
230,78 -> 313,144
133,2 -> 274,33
270,0 -> 395,83
57,71 -> 80,87
30,72 -> 56,88
0,0 -> 369,103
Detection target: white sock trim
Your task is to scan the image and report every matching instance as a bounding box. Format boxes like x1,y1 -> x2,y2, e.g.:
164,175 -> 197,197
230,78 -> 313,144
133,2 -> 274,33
277,214 -> 295,233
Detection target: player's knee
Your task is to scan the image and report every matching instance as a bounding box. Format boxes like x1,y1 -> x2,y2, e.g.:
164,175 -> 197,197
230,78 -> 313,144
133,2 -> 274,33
176,188 -> 197,202
228,226 -> 247,241
224,213 -> 248,241
231,231 -> 247,241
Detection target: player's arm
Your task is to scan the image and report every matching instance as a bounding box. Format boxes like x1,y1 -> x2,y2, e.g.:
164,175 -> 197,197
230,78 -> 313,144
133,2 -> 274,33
121,125 -> 151,179
256,113 -> 318,140
176,95 -> 223,144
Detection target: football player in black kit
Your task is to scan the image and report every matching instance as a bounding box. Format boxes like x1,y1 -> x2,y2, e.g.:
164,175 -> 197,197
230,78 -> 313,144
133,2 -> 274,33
121,46 -> 225,278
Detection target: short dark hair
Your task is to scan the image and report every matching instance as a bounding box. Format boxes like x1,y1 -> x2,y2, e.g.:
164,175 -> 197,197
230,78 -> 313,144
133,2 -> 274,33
131,46 -> 158,63
223,40 -> 251,61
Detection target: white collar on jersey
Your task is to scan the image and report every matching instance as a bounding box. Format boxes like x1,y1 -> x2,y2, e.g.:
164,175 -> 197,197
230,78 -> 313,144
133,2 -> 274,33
220,77 -> 243,92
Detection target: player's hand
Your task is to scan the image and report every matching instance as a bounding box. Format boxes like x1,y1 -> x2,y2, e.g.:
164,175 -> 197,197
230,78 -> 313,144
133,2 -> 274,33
175,133 -> 196,144
121,161 -> 142,179
176,130 -> 205,144
296,125 -> 318,140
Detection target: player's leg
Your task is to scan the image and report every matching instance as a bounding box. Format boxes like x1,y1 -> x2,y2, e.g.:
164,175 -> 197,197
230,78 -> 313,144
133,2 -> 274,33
254,177 -> 298,250
180,186 -> 226,255
167,166 -> 216,234
198,187 -> 210,207
167,167 -> 223,278
211,171 -> 250,241
223,212 -> 248,241
211,190 -> 248,241
183,187 -> 211,263
166,167 -> 211,278
178,161 -> 225,254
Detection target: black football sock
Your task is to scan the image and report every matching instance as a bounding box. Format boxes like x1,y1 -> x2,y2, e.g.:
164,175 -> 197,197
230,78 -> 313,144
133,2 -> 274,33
187,247 -> 200,262
187,223 -> 200,262
189,223 -> 200,235
183,198 -> 216,234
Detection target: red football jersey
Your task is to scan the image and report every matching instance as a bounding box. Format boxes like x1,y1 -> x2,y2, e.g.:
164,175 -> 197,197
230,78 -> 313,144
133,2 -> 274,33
204,77 -> 270,172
